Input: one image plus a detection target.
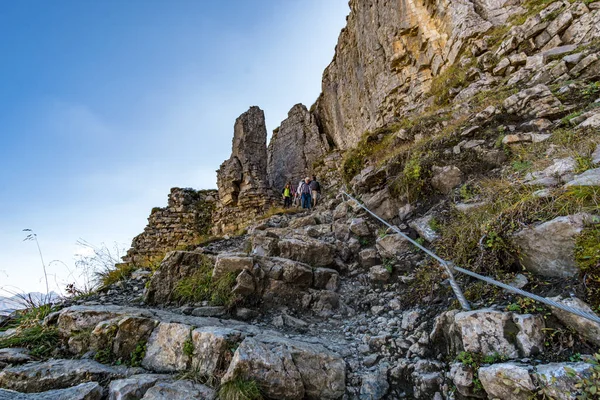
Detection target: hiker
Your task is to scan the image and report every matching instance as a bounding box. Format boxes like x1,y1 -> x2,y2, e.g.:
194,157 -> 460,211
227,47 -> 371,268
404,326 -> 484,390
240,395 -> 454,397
282,182 -> 292,208
294,178 -> 304,207
298,176 -> 312,209
310,175 -> 321,207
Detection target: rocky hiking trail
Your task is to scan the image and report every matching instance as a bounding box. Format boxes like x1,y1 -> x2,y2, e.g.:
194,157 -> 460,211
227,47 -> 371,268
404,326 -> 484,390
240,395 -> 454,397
2,196 -> 600,400
2,0 -> 600,397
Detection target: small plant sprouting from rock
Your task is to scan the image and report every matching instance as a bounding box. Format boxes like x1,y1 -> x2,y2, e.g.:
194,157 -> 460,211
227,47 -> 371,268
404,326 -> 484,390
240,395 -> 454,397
219,378 -> 264,400
130,340 -> 147,367
575,225 -> 600,310
456,351 -> 507,393
183,337 -> 195,357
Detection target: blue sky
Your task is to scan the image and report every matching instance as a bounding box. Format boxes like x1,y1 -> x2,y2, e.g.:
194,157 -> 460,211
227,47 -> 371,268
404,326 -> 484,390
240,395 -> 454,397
0,0 -> 349,295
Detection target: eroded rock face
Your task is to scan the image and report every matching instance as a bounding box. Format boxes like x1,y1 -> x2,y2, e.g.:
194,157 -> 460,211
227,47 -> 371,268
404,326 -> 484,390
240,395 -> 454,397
313,0 -> 498,150
108,374 -> 172,400
142,322 -> 192,372
479,363 -> 534,400
267,104 -> 330,191
214,106 -> 277,235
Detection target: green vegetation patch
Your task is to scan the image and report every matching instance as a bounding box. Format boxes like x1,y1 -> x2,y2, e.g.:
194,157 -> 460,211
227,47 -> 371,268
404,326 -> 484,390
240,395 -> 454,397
219,378 -> 264,400
0,324 -> 59,358
96,262 -> 137,288
173,254 -> 238,307
456,351 -> 508,394
575,225 -> 600,310
130,340 -> 147,367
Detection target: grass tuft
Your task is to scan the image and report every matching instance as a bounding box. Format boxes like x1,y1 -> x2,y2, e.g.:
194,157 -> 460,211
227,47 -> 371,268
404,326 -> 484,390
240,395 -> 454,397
219,378 -> 264,400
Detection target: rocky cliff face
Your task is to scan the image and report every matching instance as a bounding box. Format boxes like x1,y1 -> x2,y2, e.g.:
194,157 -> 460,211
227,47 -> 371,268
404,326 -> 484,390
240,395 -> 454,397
267,104 -> 330,191
313,0 -> 523,150
213,106 -> 278,235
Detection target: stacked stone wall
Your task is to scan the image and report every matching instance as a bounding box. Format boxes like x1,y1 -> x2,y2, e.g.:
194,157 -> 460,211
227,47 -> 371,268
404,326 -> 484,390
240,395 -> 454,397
124,187 -> 217,264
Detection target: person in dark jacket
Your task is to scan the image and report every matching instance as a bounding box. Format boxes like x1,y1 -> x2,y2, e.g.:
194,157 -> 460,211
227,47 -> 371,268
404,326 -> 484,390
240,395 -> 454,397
309,175 -> 321,207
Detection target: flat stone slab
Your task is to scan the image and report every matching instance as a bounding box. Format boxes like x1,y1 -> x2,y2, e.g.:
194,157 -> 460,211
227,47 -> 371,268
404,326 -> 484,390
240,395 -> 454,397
0,359 -> 125,393
0,382 -> 102,399
0,348 -> 33,365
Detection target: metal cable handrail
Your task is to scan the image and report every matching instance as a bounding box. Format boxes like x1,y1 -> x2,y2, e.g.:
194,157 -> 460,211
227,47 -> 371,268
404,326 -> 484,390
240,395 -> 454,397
341,191 -> 600,325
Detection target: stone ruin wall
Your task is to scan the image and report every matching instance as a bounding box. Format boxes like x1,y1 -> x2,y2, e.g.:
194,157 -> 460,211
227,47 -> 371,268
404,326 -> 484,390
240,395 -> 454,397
124,187 -> 217,265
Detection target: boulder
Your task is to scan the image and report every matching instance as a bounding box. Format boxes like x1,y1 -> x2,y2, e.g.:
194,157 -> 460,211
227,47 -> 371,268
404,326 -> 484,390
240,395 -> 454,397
349,218 -> 371,237
533,362 -> 593,400
221,337 -> 304,400
0,348 -> 32,365
359,248 -> 381,268
142,322 -> 192,372
232,270 -> 256,295
369,265 -> 391,282
222,335 -> 345,400
212,254 -> 254,280
277,237 -> 335,267
141,381 -> 215,400
431,166 -> 463,194
513,314 -> 545,357
359,369 -> 389,400
376,234 -> 411,260
479,363 -> 534,400
0,382 -> 103,400
313,268 -> 340,290
113,317 -> 157,361
108,374 -> 172,400
191,327 -> 244,377
512,213 -> 593,278
448,362 -> 477,398
565,168 -> 600,187
548,296 -> 600,346
453,309 -> 519,358
503,84 -> 562,118
0,359 -> 124,393
409,215 -> 440,242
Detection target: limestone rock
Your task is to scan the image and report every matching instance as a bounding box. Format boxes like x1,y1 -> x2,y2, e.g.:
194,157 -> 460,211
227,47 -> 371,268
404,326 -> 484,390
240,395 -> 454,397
453,309 -> 519,358
0,359 -> 124,393
431,166 -> 463,194
503,84 -> 562,118
479,363 -> 534,400
448,362 -> 477,398
141,381 -> 215,400
0,382 -> 103,400
142,322 -> 191,372
369,265 -> 391,282
221,337 -> 304,400
349,218 -> 371,237
548,296 -> 600,346
108,374 -> 172,400
267,104 -> 330,191
512,213 -> 593,278
277,237 -> 335,267
191,327 -> 244,377
565,168 -> 600,187
222,335 -> 345,400
376,234 -> 411,260
0,348 -> 32,365
533,362 -> 593,400
359,369 -> 389,400
409,215 -> 440,243
513,314 -> 545,357
212,254 -> 254,280
359,248 -> 381,268
313,0 -> 494,150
